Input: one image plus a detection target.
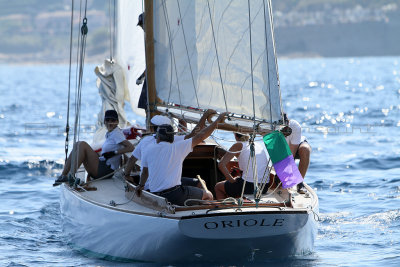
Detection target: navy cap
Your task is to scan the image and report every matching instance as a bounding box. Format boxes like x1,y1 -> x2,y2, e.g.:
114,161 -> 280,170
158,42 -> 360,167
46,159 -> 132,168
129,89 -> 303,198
104,110 -> 118,120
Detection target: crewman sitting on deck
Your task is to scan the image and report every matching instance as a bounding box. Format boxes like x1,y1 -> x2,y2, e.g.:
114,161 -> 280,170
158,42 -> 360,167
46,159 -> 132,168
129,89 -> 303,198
214,132 -> 270,200
135,112 -> 228,206
53,110 -> 134,186
282,113 -> 312,194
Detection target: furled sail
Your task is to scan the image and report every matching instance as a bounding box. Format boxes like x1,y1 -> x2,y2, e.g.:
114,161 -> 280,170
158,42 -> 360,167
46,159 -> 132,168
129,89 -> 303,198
151,0 -> 282,127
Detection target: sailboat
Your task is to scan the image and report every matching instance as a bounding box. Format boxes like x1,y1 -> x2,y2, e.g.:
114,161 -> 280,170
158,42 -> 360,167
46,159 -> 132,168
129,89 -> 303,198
60,0 -> 319,262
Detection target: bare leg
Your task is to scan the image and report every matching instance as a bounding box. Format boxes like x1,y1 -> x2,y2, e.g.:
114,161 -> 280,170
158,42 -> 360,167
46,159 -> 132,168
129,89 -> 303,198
62,141 -> 100,177
214,181 -> 227,200
202,190 -> 214,201
297,142 -> 312,179
196,175 -> 213,200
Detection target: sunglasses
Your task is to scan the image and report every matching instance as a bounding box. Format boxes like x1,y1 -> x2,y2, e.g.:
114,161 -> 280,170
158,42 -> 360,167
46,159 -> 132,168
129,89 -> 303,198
104,118 -> 118,122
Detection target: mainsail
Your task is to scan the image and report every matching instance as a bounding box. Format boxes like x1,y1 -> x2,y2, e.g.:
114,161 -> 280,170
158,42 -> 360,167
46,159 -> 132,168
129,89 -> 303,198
150,0 -> 283,129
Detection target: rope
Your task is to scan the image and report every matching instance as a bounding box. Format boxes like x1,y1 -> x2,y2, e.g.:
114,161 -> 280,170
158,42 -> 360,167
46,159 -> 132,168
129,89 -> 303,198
65,0 -> 75,163
209,135 -> 251,153
261,180 -> 282,198
206,0 -> 228,112
184,198 -> 238,207
81,162 -> 126,186
73,163 -> 136,207
176,0 -> 200,109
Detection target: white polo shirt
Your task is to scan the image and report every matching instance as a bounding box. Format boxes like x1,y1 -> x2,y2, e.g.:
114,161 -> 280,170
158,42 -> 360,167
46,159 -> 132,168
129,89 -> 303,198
133,134 -> 185,160
285,119 -> 303,145
141,138 -> 193,193
238,141 -> 270,183
100,127 -> 126,170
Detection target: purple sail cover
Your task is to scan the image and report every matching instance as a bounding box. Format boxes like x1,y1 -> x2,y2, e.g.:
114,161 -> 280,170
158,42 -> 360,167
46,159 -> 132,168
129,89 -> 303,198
273,155 -> 304,189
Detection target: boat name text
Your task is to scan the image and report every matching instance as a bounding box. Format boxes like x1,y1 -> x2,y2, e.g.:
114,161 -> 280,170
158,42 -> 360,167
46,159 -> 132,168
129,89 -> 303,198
204,218 -> 284,229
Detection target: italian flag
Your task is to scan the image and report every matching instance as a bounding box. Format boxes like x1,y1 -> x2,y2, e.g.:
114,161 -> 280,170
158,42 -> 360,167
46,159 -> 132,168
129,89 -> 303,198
263,131 -> 303,189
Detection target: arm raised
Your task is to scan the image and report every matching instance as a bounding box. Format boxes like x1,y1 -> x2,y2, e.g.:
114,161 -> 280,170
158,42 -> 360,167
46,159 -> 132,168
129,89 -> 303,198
191,112 -> 229,148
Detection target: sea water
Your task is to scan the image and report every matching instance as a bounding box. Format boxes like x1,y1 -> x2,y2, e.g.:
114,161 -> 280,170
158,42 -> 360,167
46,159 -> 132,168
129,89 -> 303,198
0,57 -> 399,266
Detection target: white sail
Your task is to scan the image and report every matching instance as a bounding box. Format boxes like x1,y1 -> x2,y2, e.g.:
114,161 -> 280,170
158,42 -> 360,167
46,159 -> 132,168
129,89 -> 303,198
152,0 -> 282,124
115,0 -> 146,117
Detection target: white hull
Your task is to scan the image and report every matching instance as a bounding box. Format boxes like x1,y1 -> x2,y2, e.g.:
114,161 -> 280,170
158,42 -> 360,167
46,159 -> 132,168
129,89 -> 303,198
60,179 -> 318,262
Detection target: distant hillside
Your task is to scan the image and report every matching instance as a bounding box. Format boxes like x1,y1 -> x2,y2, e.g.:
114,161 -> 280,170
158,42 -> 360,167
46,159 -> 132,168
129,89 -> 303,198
0,0 -> 110,63
272,0 -> 400,57
0,0 -> 399,64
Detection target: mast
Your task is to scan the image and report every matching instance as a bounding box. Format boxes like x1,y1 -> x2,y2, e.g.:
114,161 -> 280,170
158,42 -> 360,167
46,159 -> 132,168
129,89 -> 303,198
144,0 -> 157,127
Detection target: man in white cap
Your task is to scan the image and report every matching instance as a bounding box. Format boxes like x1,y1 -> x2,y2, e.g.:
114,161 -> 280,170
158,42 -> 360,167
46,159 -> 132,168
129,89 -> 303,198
124,109 -> 217,186
136,112 -> 228,205
150,115 -> 172,126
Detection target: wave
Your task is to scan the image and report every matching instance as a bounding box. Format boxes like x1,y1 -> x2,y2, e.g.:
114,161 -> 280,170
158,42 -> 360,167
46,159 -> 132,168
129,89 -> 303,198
0,160 -> 63,172
353,156 -> 399,170
0,160 -> 63,182
320,209 -> 400,227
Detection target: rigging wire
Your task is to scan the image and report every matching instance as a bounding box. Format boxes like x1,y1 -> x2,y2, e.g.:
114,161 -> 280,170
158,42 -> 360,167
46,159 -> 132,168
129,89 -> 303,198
176,0 -> 200,109
71,0 -> 88,176
114,0 -> 116,53
65,0 -> 75,163
69,0 -> 83,174
74,1 -> 88,145
162,0 -> 184,119
246,1 -> 261,204
108,0 -> 114,61
268,0 -> 284,124
73,0 -> 83,143
247,0 -> 256,126
263,0 -> 274,129
206,0 -> 228,112
256,159 -> 273,199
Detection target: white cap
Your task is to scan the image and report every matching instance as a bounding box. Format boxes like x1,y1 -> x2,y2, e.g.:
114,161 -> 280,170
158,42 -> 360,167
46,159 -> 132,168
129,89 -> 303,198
150,115 -> 172,126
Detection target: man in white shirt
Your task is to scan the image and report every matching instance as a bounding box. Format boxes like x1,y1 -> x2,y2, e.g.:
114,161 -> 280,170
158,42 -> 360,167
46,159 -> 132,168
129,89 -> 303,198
123,110 -> 216,183
282,114 -> 312,193
136,112 -> 228,206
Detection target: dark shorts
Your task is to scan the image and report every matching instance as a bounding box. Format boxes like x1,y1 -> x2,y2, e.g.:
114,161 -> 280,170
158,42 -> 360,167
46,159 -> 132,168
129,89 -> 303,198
95,160 -> 114,179
181,177 -> 199,187
156,185 -> 203,206
224,178 -> 268,198
294,140 -> 310,159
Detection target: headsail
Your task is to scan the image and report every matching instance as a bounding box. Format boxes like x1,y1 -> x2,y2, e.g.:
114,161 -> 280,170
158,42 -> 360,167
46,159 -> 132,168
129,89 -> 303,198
150,0 -> 283,130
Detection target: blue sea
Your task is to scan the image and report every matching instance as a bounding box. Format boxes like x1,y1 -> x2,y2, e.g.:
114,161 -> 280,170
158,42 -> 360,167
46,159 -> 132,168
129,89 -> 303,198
1,57 -> 399,266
